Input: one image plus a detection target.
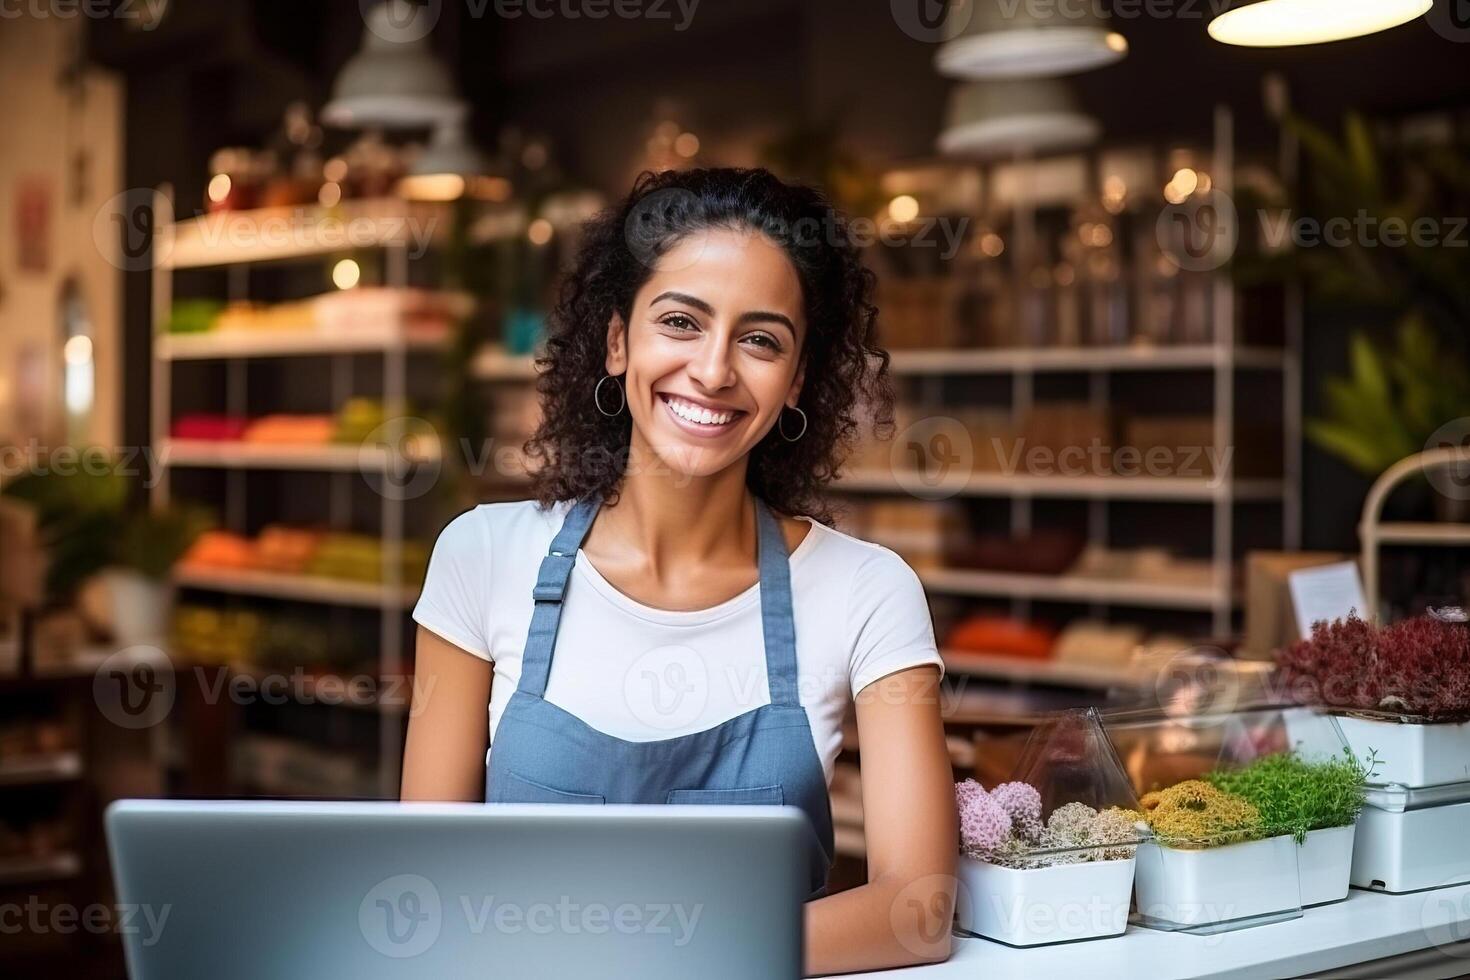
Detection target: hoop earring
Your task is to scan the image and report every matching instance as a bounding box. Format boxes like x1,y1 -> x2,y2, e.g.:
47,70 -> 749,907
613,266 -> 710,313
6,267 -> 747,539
779,405 -> 807,442
594,375 -> 626,417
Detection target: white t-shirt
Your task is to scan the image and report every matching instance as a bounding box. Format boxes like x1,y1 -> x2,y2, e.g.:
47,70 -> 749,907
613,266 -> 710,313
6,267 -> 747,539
412,499 -> 943,785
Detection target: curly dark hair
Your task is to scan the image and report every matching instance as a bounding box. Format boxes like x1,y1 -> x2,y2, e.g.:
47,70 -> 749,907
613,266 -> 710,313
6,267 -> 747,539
524,167 -> 893,524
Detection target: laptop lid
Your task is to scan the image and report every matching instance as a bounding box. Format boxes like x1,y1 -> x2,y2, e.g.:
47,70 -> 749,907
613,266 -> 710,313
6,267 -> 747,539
105,800 -> 806,980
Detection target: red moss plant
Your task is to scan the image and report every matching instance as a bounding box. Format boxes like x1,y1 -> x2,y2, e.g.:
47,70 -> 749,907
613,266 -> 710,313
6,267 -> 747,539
1277,614 -> 1470,722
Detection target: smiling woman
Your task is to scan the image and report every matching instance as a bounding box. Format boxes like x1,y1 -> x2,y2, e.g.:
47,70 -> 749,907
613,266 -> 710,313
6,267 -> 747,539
402,168 -> 957,976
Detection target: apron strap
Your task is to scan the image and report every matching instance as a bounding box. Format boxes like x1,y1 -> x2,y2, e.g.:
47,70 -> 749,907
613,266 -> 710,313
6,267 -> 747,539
754,499 -> 801,708
520,496 -> 601,699
520,494 -> 801,709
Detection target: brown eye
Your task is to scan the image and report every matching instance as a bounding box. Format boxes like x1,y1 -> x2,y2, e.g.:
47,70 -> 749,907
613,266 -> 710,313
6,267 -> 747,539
661,313 -> 698,331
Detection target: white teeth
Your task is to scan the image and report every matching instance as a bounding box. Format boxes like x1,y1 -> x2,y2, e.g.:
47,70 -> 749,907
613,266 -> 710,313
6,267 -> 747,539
666,397 -> 734,426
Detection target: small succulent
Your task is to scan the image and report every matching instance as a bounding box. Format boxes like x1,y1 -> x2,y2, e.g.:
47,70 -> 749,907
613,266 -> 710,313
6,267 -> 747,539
1143,780 -> 1264,849
955,780 -> 1140,868
1277,614 -> 1470,721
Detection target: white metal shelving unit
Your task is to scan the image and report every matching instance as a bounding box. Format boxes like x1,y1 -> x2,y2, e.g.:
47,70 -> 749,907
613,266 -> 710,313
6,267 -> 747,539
836,106 -> 1301,640
1360,446 -> 1470,621
150,190 -> 450,799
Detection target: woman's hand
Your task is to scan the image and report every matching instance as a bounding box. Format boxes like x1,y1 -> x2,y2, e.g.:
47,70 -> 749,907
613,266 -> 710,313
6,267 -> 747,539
400,626 -> 492,801
804,665 -> 957,976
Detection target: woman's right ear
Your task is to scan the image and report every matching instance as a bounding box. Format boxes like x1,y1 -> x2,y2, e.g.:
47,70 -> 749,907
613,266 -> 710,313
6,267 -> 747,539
604,313 -> 628,376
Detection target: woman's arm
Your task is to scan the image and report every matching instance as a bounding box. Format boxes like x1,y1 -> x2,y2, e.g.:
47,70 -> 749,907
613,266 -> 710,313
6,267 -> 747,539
804,665 -> 957,976
400,626 -> 493,801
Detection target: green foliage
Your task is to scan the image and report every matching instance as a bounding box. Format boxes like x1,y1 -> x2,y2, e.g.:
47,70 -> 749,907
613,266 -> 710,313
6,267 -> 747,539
2,465 -> 127,602
115,506 -> 213,581
1206,749 -> 1374,844
1304,314 -> 1470,476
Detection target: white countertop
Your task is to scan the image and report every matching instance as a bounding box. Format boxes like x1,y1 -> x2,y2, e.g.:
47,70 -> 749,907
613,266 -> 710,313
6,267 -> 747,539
845,884 -> 1470,980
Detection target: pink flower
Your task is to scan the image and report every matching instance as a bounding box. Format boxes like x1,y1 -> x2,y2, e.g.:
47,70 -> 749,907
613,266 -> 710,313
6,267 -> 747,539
989,781 -> 1044,843
955,780 -> 1012,855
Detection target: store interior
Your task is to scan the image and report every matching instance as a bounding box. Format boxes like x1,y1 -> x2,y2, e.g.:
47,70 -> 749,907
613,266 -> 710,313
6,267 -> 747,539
1,1 -> 1469,975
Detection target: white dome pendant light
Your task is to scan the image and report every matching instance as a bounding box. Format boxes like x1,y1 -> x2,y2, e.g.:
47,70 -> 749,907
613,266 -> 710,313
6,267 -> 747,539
936,0 -> 1128,79
938,79 -> 1100,160
323,0 -> 461,129
398,104 -> 490,202
1208,0 -> 1431,46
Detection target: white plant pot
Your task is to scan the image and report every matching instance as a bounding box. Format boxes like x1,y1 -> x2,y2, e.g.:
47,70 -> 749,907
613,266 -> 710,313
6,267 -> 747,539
1337,715 -> 1470,787
1297,825 -> 1355,906
954,854 -> 1135,947
98,568 -> 175,646
1351,800 -> 1470,893
1133,835 -> 1301,929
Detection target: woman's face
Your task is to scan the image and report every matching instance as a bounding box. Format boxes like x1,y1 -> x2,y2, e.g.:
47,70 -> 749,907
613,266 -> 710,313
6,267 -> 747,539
606,226 -> 807,481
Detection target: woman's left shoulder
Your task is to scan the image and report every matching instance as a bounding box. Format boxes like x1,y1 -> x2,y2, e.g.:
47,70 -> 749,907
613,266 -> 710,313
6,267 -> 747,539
786,518 -> 919,580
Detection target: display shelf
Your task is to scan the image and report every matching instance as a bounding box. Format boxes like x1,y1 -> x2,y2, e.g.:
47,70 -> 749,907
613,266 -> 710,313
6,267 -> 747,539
0,751 -> 83,787
173,566 -> 418,608
161,198 -> 447,269
471,347 -> 540,381
157,325 -> 450,360
159,438 -> 440,472
0,852 -> 82,887
886,344 -> 1287,375
940,650 -> 1156,690
919,567 -> 1227,610
1360,447 -> 1470,618
1371,521 -> 1470,546
836,468 -> 1285,502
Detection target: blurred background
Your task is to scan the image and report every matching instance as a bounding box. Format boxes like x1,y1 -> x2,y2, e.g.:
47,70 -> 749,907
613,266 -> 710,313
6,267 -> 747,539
1,0 -> 1468,973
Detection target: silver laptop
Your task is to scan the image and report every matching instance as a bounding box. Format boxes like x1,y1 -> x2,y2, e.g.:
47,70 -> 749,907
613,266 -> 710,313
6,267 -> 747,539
105,800 -> 807,979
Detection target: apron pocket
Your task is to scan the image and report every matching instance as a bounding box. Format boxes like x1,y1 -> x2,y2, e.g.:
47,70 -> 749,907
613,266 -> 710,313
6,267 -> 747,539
502,771 -> 605,804
666,785 -> 784,806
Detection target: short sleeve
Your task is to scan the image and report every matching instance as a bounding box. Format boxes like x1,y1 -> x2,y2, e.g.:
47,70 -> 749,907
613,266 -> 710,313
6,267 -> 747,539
412,508 -> 492,660
846,550 -> 945,695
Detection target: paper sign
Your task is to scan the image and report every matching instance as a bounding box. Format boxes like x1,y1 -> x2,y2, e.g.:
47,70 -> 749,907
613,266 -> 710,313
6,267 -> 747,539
1288,561 -> 1368,639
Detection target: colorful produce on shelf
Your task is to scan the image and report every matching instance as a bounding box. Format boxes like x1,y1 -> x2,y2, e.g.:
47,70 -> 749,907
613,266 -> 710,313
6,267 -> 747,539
1139,780 -> 1263,848
172,606 -> 261,665
955,778 -> 1139,868
944,616 -> 1054,659
307,533 -> 428,585
241,415 -> 336,445
163,288 -> 469,339
1277,613 -> 1470,721
180,531 -> 255,570
167,299 -> 225,335
251,526 -> 324,574
171,414 -> 250,441
177,527 -> 427,586
1206,750 -> 1373,844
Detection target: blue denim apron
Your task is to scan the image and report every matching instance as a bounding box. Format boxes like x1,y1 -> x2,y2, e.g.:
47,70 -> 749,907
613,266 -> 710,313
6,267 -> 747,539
485,495 -> 834,897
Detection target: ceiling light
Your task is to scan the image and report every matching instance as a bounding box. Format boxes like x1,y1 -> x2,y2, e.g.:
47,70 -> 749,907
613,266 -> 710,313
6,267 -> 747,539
938,80 -> 1100,160
322,0 -> 461,129
1208,0 -> 1431,46
937,0 -> 1127,79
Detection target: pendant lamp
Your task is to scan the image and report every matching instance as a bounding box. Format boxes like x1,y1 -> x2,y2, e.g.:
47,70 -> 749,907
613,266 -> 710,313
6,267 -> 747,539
1208,0 -> 1431,46
322,0 -> 461,129
936,0 -> 1128,79
938,79 -> 1100,159
398,105 -> 490,201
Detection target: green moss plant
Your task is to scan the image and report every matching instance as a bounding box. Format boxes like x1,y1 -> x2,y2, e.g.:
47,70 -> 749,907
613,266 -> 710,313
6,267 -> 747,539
1206,750 -> 1374,844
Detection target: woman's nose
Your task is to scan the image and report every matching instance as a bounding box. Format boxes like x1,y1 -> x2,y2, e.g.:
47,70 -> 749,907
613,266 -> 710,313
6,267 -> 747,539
687,336 -> 736,390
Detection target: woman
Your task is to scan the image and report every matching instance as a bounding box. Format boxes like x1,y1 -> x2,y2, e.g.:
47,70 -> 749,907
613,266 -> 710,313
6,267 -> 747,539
402,167 -> 956,974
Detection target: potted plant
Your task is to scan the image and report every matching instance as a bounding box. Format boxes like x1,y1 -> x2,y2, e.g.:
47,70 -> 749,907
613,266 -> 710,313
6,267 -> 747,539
95,506 -> 212,644
1278,613 -> 1470,787
953,779 -> 1138,947
1207,750 -> 1373,906
1132,780 -> 1303,931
